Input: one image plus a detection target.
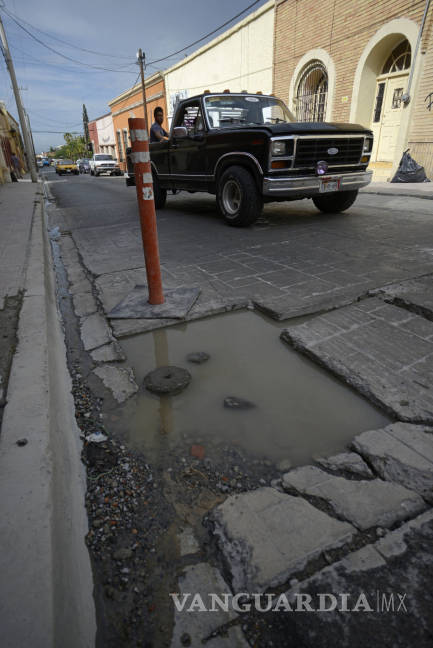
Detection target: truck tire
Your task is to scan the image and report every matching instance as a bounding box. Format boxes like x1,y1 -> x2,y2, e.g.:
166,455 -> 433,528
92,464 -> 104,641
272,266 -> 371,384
217,166 -> 262,226
153,174 -> 167,209
94,170 -> 99,177
312,190 -> 358,214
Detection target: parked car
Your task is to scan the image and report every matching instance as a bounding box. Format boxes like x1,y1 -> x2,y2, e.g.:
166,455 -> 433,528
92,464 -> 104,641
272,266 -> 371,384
77,159 -> 90,174
125,92 -> 373,226
89,154 -> 121,176
56,159 -> 78,175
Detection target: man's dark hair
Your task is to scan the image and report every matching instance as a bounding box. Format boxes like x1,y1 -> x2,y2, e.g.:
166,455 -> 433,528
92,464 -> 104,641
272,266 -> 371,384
154,106 -> 163,118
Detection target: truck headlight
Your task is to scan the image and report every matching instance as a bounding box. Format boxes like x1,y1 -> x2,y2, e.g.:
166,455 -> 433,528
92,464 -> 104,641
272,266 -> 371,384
271,141 -> 288,156
363,138 -> 373,153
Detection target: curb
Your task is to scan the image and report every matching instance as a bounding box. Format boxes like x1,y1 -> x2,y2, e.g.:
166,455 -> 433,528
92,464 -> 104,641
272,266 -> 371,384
0,191 -> 96,647
360,187 -> 433,201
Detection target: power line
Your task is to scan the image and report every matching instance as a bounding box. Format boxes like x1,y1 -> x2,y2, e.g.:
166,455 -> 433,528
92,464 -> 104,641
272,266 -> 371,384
2,4 -> 132,60
147,0 -> 262,65
0,7 -> 137,74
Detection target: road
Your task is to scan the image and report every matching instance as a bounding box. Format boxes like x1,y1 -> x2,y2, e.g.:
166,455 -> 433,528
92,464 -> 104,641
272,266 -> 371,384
43,167 -> 433,648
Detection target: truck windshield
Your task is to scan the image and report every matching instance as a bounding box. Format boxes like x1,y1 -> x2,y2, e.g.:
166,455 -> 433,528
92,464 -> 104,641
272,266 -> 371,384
204,95 -> 296,129
95,155 -> 113,160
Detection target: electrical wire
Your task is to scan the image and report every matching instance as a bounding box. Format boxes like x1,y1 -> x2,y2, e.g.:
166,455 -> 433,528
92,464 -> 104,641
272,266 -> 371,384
1,8 -> 137,74
147,0 -> 262,65
2,4 -> 132,60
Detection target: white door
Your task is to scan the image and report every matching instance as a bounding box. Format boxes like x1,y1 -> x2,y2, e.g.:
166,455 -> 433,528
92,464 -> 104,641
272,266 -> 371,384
370,74 -> 408,162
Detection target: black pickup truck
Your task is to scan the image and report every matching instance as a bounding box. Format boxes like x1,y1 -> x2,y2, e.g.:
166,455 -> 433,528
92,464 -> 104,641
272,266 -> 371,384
126,92 -> 373,227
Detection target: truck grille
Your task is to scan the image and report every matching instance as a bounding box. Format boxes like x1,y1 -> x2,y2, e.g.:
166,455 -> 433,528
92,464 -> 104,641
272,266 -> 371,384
294,137 -> 364,168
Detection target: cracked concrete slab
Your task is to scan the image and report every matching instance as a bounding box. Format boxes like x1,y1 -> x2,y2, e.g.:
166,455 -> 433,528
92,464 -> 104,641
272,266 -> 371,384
80,313 -> 113,351
90,342 -> 125,363
281,299 -> 433,423
211,487 -> 355,593
93,365 -> 138,402
72,291 -> 97,318
282,465 -> 426,530
170,563 -> 248,648
276,510 -> 433,648
374,275 -> 433,322
253,283 -> 371,321
352,422 -> 433,503
314,452 -> 373,478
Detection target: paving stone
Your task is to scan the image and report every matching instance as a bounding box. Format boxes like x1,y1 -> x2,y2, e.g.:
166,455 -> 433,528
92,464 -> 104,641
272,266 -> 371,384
282,465 -> 426,530
352,422 -> 433,503
90,342 -> 125,363
374,510 -> 433,559
170,563 -> 248,648
211,487 -> 355,593
178,527 -> 200,556
93,365 -> 138,402
314,452 -> 373,478
80,313 -> 113,351
281,300 -> 433,423
277,510 -> 433,648
253,284 -> 371,321
376,275 -> 433,321
72,291 -> 97,317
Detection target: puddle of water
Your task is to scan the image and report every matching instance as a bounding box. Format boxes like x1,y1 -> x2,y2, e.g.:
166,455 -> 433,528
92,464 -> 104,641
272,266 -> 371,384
114,310 -> 390,466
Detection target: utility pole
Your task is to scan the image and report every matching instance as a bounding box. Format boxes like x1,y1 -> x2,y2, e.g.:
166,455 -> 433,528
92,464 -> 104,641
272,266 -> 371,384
0,12 -> 38,182
137,49 -> 149,132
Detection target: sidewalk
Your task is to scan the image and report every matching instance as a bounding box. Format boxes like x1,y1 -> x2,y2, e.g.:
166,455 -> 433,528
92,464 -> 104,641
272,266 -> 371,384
361,180 -> 433,200
0,179 -> 95,647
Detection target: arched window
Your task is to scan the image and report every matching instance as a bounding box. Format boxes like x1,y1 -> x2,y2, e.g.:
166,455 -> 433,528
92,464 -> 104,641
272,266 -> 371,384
295,61 -> 328,122
382,39 -> 411,74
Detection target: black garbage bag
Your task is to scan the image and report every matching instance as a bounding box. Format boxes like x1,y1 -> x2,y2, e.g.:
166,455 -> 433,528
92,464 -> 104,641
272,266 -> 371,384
391,149 -> 431,183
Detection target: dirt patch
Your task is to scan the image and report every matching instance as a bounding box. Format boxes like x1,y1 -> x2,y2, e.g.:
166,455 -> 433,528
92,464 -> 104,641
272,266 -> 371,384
0,295 -> 22,430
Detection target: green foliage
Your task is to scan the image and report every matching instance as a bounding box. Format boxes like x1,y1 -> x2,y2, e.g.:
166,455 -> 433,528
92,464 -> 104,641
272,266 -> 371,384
53,132 -> 89,160
83,104 -> 89,144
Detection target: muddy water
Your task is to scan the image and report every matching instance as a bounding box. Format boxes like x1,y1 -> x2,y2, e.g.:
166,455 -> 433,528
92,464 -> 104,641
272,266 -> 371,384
115,310 -> 390,466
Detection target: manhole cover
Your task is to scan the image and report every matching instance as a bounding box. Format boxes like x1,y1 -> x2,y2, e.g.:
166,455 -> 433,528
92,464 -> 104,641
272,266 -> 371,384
144,365 -> 191,395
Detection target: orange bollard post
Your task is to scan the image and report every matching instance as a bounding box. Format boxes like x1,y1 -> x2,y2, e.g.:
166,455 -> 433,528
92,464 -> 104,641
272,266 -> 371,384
128,116 -> 164,305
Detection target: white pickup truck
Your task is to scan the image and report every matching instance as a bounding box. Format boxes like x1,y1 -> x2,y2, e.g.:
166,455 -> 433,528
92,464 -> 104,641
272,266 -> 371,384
89,154 -> 122,177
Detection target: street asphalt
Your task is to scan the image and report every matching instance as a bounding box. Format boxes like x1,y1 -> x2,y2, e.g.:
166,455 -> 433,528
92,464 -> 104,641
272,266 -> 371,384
41,166 -> 433,647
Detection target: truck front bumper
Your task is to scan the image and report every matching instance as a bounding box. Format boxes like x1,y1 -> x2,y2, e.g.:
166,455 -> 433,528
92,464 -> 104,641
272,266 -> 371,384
263,170 -> 373,199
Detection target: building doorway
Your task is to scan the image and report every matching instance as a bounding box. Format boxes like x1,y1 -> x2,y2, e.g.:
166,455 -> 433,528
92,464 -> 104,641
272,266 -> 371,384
370,39 -> 411,162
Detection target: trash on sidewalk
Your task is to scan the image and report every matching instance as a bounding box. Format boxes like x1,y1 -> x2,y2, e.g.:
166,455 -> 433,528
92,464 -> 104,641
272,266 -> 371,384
391,149 -> 431,183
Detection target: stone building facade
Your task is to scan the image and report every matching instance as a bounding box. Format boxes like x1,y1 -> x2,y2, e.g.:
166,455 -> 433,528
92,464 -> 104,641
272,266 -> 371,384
273,0 -> 433,180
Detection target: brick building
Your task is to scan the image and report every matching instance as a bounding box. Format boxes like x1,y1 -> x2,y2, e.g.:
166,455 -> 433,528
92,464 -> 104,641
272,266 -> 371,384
88,119 -> 99,155
273,0 -> 433,180
108,72 -> 167,170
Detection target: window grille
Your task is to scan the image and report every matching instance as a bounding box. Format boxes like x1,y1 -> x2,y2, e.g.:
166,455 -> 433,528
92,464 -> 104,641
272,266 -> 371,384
294,61 -> 328,122
382,40 -> 411,74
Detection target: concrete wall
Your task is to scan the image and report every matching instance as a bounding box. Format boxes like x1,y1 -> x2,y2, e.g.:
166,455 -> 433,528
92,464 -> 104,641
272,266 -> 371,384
164,0 -> 274,122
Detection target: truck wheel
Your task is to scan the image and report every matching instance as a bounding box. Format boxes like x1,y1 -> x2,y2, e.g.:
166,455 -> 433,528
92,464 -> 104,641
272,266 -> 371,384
94,171 -> 99,177
153,174 -> 167,209
312,190 -> 359,214
217,166 -> 262,226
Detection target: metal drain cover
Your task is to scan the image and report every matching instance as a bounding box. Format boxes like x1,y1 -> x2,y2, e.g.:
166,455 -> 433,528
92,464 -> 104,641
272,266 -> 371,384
144,366 -> 191,395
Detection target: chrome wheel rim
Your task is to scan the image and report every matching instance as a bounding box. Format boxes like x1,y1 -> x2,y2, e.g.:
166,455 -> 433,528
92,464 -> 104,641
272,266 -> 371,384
222,179 -> 241,216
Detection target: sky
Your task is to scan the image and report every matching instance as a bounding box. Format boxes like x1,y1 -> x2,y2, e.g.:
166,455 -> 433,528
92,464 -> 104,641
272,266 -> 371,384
0,0 -> 270,152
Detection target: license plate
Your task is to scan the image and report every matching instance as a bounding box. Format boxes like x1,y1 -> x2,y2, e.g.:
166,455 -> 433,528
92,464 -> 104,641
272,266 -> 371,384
66,169 -> 71,173
319,178 -> 340,193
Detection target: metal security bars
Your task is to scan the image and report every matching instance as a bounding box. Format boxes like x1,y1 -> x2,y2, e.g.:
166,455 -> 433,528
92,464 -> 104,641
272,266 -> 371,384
294,61 -> 328,122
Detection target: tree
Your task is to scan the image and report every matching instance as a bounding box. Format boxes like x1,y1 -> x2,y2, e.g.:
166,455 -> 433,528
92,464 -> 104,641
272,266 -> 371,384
82,104 -> 89,147
54,132 -> 87,160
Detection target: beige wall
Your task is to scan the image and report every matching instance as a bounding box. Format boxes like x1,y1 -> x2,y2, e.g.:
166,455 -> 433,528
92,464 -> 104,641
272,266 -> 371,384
164,0 -> 274,121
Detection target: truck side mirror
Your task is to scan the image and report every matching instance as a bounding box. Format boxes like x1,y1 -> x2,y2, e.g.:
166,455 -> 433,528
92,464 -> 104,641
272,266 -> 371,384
173,126 -> 188,139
